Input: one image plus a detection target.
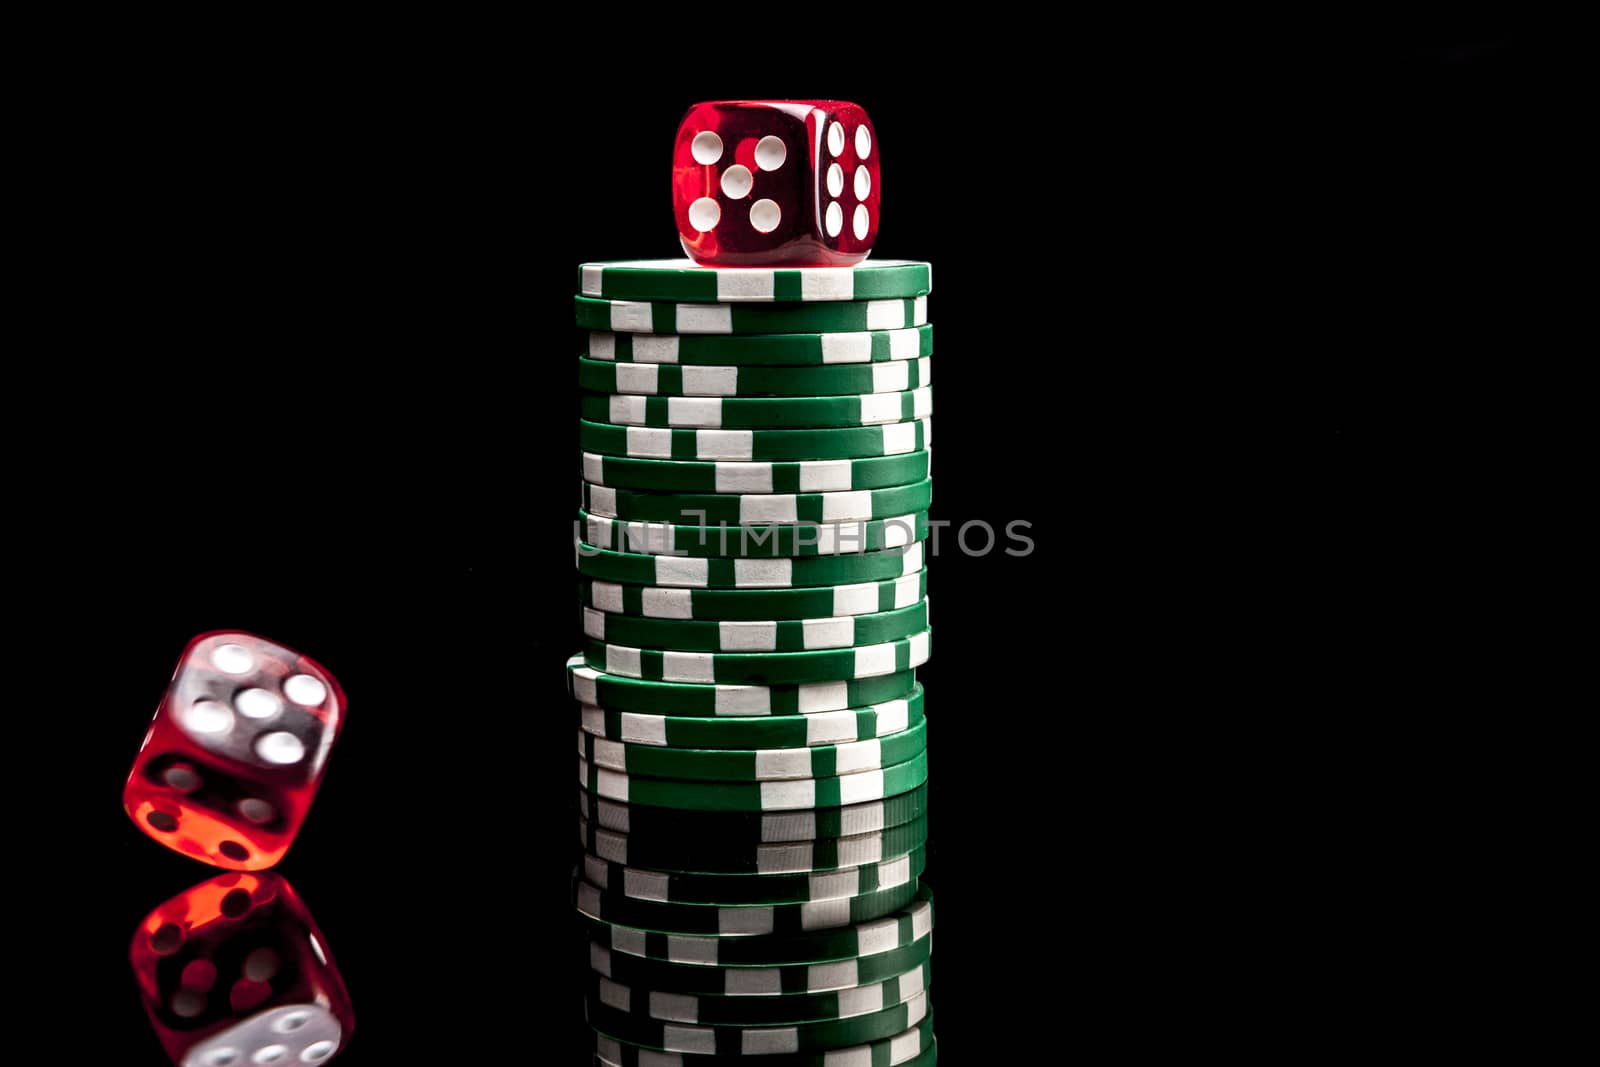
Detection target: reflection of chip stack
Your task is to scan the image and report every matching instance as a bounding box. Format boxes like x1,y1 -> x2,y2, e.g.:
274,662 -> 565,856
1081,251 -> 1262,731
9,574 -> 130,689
569,259 -> 938,1065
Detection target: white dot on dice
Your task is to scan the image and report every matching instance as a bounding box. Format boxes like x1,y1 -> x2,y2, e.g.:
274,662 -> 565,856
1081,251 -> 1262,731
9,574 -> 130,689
853,204 -> 870,240
749,199 -> 781,233
825,201 -> 843,237
255,731 -> 307,765
691,130 -> 723,165
720,164 -> 753,199
755,135 -> 787,171
688,197 -> 721,232
827,121 -> 845,157
856,125 -> 872,159
827,163 -> 844,197
855,165 -> 871,200
211,643 -> 254,674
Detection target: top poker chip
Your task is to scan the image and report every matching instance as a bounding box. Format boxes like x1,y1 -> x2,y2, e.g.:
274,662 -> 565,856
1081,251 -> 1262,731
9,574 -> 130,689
578,259 -> 932,304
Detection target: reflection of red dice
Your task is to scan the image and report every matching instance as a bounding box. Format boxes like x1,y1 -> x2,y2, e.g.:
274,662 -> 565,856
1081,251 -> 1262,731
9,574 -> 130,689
674,100 -> 880,267
124,631 -> 346,870
131,872 -> 354,1066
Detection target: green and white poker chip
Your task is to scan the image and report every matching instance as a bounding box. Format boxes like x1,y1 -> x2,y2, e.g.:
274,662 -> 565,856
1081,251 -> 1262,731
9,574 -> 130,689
576,871 -> 922,937
580,450 -> 931,494
577,717 -> 928,781
581,845 -> 926,906
580,813 -> 930,875
574,543 -> 925,590
576,295 -> 927,335
587,324 -> 932,367
582,883 -> 934,967
577,416 -> 931,462
578,356 -> 932,398
577,687 -> 924,751
580,600 -> 929,655
580,572 -> 926,622
586,960 -> 930,1026
581,387 -> 932,430
589,933 -> 931,1000
579,749 -> 928,814
581,478 -> 933,527
585,986 -> 929,1054
579,510 -> 927,559
580,783 -> 930,846
593,1018 -> 937,1067
577,259 -> 932,304
582,628 -> 931,685
566,654 -> 918,717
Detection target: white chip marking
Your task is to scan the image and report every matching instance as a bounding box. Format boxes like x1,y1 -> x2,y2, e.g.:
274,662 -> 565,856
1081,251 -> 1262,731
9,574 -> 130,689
855,165 -> 871,200
798,459 -> 851,491
625,426 -> 672,458
866,299 -> 903,330
825,200 -> 843,237
610,300 -> 654,332
853,203 -> 870,240
827,121 -> 845,156
833,583 -> 878,615
880,420 -> 917,454
714,461 -> 772,493
858,392 -> 903,424
668,397 -> 722,427
615,363 -> 659,394
718,621 -> 777,651
749,198 -> 781,234
631,336 -> 680,363
255,732 -> 306,765
827,162 -> 844,197
714,270 -> 775,302
754,135 -> 787,171
283,674 -> 327,707
694,429 -> 753,459
210,643 -> 254,674
799,270 -> 854,301
676,303 -> 733,333
872,361 -> 910,393
887,328 -> 920,360
856,125 -> 872,159
687,197 -> 720,233
690,130 -> 723,165
639,588 -> 693,619
580,264 -> 603,296
740,494 -> 798,524
720,164 -> 753,199
820,333 -> 871,363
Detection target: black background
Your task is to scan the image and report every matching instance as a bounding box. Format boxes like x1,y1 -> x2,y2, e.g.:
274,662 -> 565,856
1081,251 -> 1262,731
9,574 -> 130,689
30,33 -> 1519,1064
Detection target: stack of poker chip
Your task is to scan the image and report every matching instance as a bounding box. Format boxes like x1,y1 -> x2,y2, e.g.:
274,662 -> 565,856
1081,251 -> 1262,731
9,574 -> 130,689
568,259 -> 937,1066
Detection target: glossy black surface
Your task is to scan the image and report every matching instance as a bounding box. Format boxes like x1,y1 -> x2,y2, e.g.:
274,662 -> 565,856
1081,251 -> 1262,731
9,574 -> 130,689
29,34 -> 1518,1064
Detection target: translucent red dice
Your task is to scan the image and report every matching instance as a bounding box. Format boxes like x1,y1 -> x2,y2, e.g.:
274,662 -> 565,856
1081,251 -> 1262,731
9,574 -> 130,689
124,631 -> 347,870
674,100 -> 880,267
131,872 -> 354,1066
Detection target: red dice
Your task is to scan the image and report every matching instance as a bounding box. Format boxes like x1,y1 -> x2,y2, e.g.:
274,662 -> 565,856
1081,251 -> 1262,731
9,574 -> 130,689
124,631 -> 347,871
673,100 -> 880,267
131,872 -> 354,1066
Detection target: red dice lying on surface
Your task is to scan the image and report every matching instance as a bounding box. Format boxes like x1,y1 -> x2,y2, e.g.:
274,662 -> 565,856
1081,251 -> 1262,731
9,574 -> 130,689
124,631 -> 347,870
674,100 -> 880,267
131,872 -> 354,1066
